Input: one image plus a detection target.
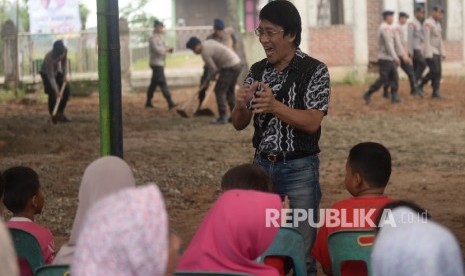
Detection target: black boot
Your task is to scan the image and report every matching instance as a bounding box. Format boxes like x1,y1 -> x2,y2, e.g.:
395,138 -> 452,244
363,90 -> 372,105
412,85 -> 424,97
391,91 -> 403,104
432,90 -> 442,99
145,101 -> 154,108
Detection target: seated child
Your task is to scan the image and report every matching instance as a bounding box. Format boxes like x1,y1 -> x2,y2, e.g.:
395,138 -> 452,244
3,166 -> 55,272
312,142 -> 393,276
372,200 -> 464,276
72,184 -> 180,276
221,164 -> 291,275
177,189 -> 282,276
221,163 -> 273,192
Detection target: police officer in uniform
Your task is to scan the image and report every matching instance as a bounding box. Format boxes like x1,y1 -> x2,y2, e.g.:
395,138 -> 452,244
408,6 -> 427,85
364,11 -> 401,105
421,5 -> 445,98
394,12 -> 423,97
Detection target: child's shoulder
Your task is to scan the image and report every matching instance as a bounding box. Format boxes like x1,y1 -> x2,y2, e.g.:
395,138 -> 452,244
330,196 -> 392,209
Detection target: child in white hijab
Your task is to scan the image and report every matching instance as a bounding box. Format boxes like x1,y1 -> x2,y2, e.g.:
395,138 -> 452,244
54,156 -> 136,264
72,184 -> 179,276
0,219 -> 19,276
372,201 -> 464,276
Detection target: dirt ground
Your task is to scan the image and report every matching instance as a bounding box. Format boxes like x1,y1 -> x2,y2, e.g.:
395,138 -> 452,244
1,77 -> 465,264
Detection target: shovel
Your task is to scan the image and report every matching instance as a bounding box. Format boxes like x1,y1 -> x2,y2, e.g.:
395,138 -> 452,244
52,81 -> 67,116
176,81 -> 210,118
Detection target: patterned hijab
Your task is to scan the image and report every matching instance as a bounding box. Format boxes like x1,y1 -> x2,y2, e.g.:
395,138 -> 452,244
177,189 -> 281,276
372,207 -> 465,276
0,219 -> 19,276
54,156 -> 136,264
72,185 -> 169,276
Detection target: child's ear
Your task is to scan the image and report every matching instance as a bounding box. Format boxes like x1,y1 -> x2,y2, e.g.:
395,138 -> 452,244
31,195 -> 38,208
354,171 -> 364,187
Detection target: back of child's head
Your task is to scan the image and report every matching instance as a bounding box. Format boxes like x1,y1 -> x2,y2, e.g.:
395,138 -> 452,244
348,142 -> 391,188
2,166 -> 41,213
221,164 -> 273,192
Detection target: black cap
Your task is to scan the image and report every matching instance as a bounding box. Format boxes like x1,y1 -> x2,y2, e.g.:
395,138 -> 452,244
382,10 -> 395,17
186,36 -> 201,50
154,20 -> 164,27
213,18 -> 225,30
53,40 -> 66,56
414,5 -> 424,12
433,5 -> 444,13
399,12 -> 409,18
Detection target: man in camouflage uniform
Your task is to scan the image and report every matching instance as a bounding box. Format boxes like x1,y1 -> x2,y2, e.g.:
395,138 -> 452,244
363,11 -> 401,105
420,5 -> 445,98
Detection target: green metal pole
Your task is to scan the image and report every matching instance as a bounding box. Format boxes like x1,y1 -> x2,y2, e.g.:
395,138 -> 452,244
96,0 -> 112,156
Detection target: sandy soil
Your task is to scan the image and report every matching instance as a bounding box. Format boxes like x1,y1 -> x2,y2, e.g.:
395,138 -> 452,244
1,77 -> 464,265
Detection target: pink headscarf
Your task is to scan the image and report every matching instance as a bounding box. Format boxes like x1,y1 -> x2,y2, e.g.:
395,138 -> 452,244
72,185 -> 168,276
177,189 -> 281,276
54,156 -> 136,264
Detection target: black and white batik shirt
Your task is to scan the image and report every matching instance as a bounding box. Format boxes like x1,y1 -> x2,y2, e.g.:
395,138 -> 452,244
245,48 -> 330,154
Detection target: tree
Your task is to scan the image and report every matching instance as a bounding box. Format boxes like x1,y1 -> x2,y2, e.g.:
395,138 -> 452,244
120,0 -> 156,28
226,0 -> 249,82
79,2 -> 90,30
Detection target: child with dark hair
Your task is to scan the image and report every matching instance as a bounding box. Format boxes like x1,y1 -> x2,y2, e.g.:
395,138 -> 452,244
3,166 -> 55,271
312,142 -> 394,276
221,164 -> 273,192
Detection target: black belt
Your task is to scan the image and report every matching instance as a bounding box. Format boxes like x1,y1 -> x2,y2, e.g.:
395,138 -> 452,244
257,151 -> 315,163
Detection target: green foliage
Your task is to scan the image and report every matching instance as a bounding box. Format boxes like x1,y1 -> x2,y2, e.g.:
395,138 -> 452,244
120,0 -> 156,28
79,2 -> 90,30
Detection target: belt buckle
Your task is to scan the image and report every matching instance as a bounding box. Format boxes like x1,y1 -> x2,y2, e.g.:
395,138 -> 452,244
267,153 -> 278,162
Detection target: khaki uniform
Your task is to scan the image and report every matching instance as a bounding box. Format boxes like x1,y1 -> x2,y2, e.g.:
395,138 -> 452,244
421,17 -> 444,96
393,24 -> 420,94
364,22 -> 401,104
408,17 -> 427,81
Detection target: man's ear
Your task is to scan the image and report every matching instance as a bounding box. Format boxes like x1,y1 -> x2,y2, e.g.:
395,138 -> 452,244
286,32 -> 296,44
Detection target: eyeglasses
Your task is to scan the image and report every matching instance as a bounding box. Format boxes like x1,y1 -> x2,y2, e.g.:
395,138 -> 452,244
254,28 -> 284,38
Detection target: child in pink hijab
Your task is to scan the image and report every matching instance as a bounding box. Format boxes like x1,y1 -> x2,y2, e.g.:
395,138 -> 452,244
177,189 -> 282,276
72,184 -> 179,276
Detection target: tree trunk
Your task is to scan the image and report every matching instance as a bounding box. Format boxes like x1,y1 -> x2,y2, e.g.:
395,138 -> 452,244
226,0 -> 249,83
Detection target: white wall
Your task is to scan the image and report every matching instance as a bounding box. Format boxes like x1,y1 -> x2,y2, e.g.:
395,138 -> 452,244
447,0 -> 464,41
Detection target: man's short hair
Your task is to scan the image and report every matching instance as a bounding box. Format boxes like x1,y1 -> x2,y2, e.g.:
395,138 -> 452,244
348,142 -> 391,188
221,164 -> 273,192
213,18 -> 225,30
3,166 -> 41,213
432,5 -> 444,13
186,36 -> 201,50
259,0 -> 302,47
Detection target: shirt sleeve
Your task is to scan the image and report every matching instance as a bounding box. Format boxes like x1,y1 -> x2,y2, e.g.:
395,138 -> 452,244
150,35 -> 165,55
202,53 -> 218,76
305,64 -> 330,115
424,22 -> 433,58
393,28 -> 405,57
407,22 -> 415,56
44,230 -> 56,264
382,27 -> 398,60
44,55 -> 60,93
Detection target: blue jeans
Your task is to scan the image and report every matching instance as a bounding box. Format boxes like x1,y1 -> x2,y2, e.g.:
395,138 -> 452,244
254,154 -> 322,276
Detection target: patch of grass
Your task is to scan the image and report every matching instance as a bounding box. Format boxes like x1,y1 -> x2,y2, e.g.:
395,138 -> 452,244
131,53 -> 203,71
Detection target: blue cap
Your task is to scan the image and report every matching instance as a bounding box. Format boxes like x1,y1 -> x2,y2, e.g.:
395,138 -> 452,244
433,5 -> 444,12
154,20 -> 164,27
186,36 -> 201,50
382,10 -> 395,17
53,40 -> 66,55
213,18 -> 225,30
